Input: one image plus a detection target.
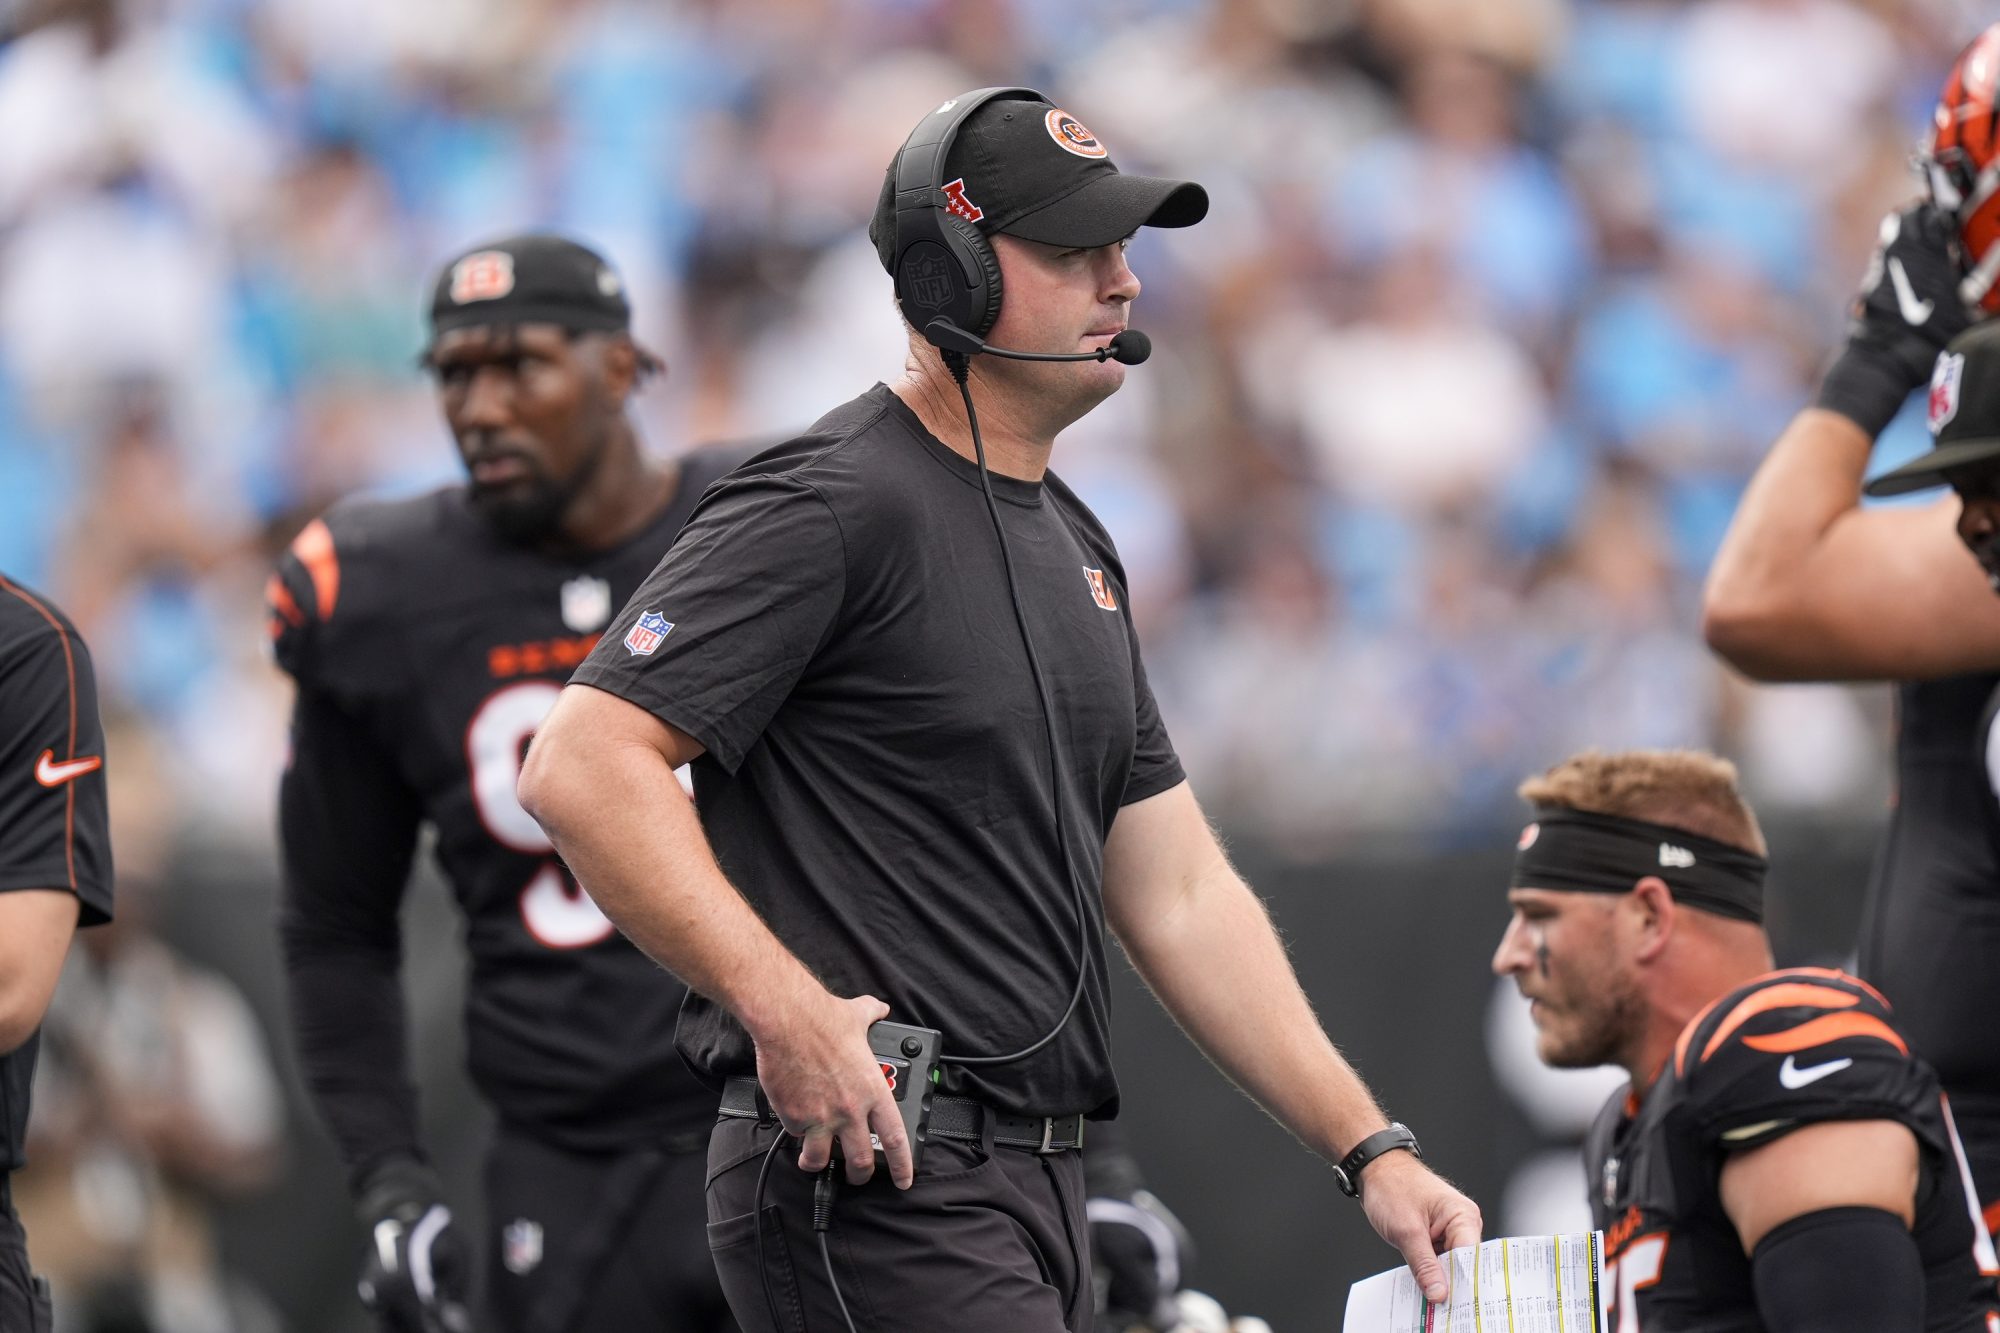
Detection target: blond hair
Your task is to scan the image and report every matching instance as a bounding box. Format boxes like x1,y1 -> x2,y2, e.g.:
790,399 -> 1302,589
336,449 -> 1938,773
1517,749 -> 1767,858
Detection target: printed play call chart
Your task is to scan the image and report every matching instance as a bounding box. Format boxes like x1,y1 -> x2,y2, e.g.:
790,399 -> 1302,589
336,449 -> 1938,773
1343,1232 -> 1608,1333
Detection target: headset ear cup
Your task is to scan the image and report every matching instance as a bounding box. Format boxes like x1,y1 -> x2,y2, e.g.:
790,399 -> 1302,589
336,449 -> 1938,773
941,214 -> 1004,338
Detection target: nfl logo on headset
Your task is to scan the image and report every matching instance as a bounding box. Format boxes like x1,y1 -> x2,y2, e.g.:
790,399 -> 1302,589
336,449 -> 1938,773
1930,351 -> 1964,434
907,250 -> 954,312
623,609 -> 673,656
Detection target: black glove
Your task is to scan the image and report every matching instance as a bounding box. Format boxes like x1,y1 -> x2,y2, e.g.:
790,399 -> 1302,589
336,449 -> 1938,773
1817,201 -> 1975,439
354,1158 -> 476,1333
1090,1187 -> 1195,1332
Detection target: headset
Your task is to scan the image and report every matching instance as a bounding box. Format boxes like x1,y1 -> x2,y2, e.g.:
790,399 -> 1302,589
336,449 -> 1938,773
757,88 -> 1151,1333
890,86 -> 1152,366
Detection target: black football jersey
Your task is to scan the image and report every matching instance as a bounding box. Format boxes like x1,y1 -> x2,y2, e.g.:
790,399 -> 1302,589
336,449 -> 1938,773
1860,674 -> 2000,1220
269,452 -> 742,1167
1586,970 -> 1999,1333
0,575 -> 113,1173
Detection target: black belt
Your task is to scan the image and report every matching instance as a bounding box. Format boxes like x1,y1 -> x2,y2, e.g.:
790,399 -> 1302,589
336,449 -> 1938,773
720,1076 -> 1084,1153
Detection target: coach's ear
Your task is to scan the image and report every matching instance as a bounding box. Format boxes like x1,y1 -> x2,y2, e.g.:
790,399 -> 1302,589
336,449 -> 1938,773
1626,876 -> 1676,964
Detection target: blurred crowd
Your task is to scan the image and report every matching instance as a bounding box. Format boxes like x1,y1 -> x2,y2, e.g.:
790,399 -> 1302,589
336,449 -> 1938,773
0,0 -> 1981,858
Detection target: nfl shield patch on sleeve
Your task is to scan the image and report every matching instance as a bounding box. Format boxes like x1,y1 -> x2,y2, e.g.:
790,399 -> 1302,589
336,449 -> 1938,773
623,609 -> 673,656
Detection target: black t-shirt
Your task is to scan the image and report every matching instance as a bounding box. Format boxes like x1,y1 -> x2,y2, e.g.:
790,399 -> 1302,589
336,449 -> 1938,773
1585,969 -> 1997,1332
1859,674 -> 2000,1208
572,385 -> 1184,1118
268,451 -> 742,1174
0,576 -> 113,1173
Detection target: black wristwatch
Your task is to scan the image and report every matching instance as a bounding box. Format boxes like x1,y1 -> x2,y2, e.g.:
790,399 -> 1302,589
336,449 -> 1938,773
1333,1122 -> 1422,1199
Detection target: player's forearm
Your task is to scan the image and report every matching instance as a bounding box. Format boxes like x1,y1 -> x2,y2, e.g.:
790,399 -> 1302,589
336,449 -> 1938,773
517,732 -> 825,1037
277,917 -> 425,1188
1113,868 -> 1389,1161
1703,408 -> 1877,676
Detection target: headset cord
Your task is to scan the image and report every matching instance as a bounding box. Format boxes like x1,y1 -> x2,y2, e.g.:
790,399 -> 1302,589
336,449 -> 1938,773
815,1168 -> 860,1333
754,1130 -> 789,1331
940,350 -> 1093,1068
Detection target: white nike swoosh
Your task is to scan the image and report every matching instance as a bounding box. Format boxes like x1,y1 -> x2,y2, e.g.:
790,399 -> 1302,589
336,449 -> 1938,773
1889,257 -> 1935,325
1779,1054 -> 1853,1089
34,749 -> 102,787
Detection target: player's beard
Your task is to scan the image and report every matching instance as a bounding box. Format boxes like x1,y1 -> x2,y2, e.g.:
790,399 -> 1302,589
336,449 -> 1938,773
1535,973 -> 1646,1071
468,431 -> 611,546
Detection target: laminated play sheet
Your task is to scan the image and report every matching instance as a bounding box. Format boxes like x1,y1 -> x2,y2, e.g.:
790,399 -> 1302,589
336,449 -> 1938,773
1342,1232 -> 1608,1333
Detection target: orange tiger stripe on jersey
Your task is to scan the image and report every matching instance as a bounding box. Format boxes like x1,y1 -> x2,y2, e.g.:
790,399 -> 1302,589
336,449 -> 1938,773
290,518 -> 340,620
1741,1011 -> 1908,1057
1701,983 -> 1859,1064
265,574 -> 305,634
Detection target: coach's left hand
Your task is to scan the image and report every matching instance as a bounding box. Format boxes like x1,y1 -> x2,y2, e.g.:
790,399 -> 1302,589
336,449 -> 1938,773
1355,1150 -> 1481,1304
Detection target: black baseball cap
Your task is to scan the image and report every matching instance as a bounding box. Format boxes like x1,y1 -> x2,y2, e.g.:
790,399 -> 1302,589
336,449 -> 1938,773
868,93 -> 1208,273
426,234 -> 630,340
1866,320 -> 2000,495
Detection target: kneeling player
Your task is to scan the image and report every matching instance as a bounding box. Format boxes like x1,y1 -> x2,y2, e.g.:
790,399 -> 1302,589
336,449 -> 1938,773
1492,749 -> 1998,1332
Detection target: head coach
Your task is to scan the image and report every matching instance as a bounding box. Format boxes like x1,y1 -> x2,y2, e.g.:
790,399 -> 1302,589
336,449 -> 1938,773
519,88 -> 1480,1331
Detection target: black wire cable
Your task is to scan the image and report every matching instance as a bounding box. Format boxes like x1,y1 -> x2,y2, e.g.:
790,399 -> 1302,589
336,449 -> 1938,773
814,1168 -> 860,1333
940,350 -> 1095,1067
754,1129 -> 788,1332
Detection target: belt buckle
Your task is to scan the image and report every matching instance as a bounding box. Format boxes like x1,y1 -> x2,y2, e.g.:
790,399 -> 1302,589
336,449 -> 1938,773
1035,1117 -> 1057,1154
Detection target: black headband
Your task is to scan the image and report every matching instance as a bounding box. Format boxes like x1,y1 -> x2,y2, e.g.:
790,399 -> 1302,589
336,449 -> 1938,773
1510,808 -> 1767,923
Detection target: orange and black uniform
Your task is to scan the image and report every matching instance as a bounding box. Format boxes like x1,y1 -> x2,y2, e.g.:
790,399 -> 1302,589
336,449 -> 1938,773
1586,970 -> 1998,1332
1860,674 -> 2000,1234
269,457 -> 742,1333
0,576 -> 112,1330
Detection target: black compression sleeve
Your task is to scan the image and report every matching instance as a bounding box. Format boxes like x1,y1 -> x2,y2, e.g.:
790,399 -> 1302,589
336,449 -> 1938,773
1750,1206 -> 1923,1333
277,687 -> 426,1193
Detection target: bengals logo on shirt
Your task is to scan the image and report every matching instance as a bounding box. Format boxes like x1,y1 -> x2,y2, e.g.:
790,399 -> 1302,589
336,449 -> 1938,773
1082,568 -> 1118,611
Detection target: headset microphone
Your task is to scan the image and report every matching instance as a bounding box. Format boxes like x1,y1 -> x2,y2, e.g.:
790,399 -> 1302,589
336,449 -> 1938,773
923,319 -> 1151,365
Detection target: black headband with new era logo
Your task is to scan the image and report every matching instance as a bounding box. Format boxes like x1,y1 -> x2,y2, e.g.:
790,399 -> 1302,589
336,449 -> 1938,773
1510,809 -> 1767,923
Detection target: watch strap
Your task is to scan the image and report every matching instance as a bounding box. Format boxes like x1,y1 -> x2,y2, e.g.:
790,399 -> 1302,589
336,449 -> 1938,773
1334,1122 -> 1421,1199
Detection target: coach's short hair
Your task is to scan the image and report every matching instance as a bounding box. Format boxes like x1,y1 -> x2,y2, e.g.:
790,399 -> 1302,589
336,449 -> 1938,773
1517,749 -> 1767,859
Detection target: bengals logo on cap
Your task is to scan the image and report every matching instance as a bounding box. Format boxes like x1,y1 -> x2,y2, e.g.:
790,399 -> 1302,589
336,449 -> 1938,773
451,251 -> 516,304
1045,108 -> 1107,159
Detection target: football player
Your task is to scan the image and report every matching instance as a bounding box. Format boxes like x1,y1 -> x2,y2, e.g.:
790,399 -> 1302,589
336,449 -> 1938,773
1493,749 -> 1999,1332
269,235 -> 744,1333
0,576 -> 113,1330
1704,23 -> 2000,1235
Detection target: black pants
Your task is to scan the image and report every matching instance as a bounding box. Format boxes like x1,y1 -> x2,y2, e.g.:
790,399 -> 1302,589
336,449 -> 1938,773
483,1127 -> 737,1333
705,1114 -> 1090,1333
0,1181 -> 49,1333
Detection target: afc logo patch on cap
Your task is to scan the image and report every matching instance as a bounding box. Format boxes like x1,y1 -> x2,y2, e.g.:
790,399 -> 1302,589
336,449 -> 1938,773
623,609 -> 673,656
451,251 -> 516,304
1044,109 -> 1107,159
1930,351 -> 1965,434
941,178 -> 984,223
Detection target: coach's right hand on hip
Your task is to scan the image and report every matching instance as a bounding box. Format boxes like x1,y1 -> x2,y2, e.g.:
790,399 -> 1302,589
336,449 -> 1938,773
754,987 -> 914,1188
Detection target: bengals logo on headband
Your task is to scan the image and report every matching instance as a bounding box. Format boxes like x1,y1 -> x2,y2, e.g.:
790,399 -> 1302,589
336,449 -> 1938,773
1045,109 -> 1107,159
1517,823 -> 1540,851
